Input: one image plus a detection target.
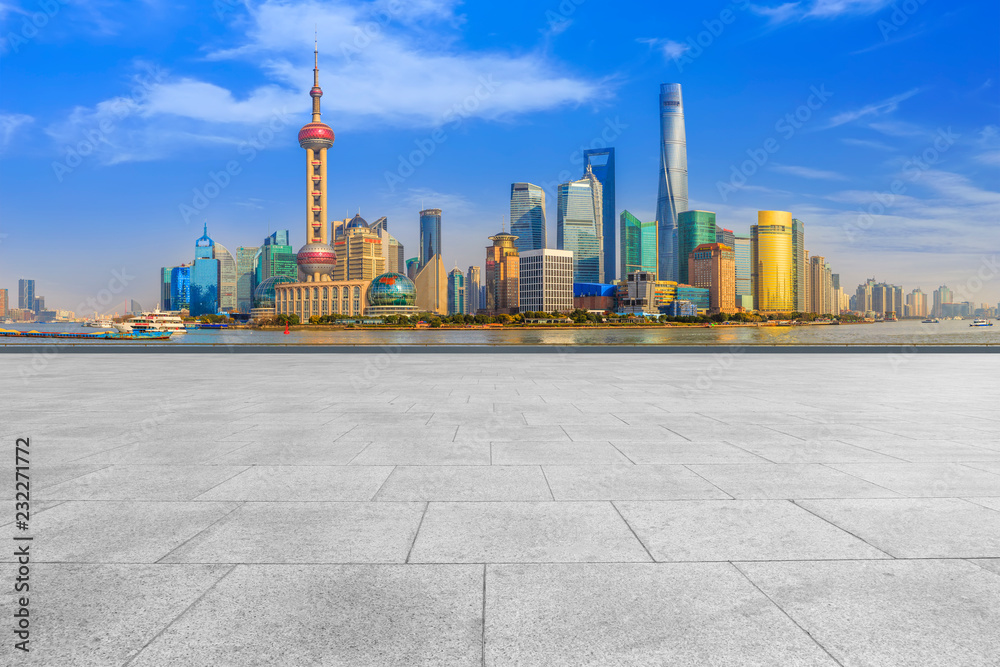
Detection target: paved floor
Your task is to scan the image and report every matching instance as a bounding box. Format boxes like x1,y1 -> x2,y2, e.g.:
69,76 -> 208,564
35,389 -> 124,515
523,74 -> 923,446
2,351 -> 999,666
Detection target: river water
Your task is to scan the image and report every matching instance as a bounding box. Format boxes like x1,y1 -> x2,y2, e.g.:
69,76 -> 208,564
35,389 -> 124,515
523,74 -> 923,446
1,319 -> 996,346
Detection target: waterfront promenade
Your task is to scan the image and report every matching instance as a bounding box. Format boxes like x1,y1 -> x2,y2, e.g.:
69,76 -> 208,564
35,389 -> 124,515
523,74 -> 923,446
2,351 -> 999,665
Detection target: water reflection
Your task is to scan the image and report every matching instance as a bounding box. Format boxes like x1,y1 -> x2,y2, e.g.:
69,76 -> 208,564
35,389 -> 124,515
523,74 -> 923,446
1,320 -> 996,346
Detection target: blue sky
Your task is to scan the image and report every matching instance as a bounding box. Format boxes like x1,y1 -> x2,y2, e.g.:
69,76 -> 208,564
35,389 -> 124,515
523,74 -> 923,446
1,0 -> 998,313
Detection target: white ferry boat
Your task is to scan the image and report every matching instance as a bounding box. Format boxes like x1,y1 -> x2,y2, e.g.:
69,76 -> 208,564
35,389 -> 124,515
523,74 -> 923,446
970,319 -> 993,327
83,318 -> 114,329
126,309 -> 187,334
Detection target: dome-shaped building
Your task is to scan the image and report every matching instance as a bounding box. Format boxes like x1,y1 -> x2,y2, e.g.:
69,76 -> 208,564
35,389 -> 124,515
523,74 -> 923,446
296,242 -> 337,282
253,276 -> 298,311
365,272 -> 419,317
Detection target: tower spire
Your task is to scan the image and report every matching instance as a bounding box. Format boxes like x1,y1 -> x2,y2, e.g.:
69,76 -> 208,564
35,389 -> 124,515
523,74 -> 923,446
311,34 -> 322,122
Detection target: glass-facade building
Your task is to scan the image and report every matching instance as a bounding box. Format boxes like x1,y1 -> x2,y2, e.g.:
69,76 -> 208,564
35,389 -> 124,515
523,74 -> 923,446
160,268 -> 172,310
677,210 -> 717,285
466,265 -> 481,314
236,246 -> 259,314
170,266 -> 191,311
419,208 -> 442,270
214,242 -> 237,312
733,236 -> 752,301
509,183 -> 546,254
656,83 -> 689,282
447,267 -> 466,315
18,279 -> 35,310
716,227 -> 735,249
676,285 -> 710,311
406,257 -> 419,281
751,211 -> 794,312
620,210 -> 658,277
254,231 -> 297,287
791,218 -> 807,312
583,148 -> 616,283
557,166 -> 603,283
190,225 -> 219,316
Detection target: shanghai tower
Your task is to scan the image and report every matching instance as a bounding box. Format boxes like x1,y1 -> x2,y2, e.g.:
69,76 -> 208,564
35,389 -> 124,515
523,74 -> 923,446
656,83 -> 688,282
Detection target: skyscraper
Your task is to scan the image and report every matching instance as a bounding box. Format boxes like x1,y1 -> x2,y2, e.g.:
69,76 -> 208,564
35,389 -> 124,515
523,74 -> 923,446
406,257 -> 419,281
677,210 -> 717,285
18,279 -> 35,310
333,214 -> 385,282
791,218 -> 807,312
809,256 -> 829,314
236,246 -> 259,313
716,227 -> 735,249
906,289 -> 928,318
371,216 -> 405,274
933,285 -> 953,317
467,265 -> 481,314
419,208 -> 442,270
557,165 -> 603,283
509,183 -> 546,254
190,224 -> 220,316
255,232 -> 297,286
689,243 -> 736,313
485,230 -> 520,315
159,268 -> 172,310
733,236 -> 752,308
0,288 -> 7,317
414,255 -> 447,315
170,265 -> 191,311
519,249 -> 574,313
751,211 -> 794,313
655,83 -> 689,282
583,148 -> 616,283
619,210 -> 658,278
214,243 -> 237,312
448,267 -> 466,315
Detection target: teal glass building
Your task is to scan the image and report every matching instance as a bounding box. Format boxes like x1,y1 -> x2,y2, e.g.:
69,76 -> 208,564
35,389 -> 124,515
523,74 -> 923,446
620,210 -> 658,278
677,210 -> 717,285
676,285 -> 710,311
448,267 -> 466,315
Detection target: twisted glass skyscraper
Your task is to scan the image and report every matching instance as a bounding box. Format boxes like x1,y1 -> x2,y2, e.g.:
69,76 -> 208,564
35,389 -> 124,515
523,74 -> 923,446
656,83 -> 689,282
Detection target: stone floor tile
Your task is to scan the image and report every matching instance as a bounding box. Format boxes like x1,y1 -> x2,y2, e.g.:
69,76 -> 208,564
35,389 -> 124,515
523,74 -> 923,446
543,465 -> 730,500
376,466 -> 551,501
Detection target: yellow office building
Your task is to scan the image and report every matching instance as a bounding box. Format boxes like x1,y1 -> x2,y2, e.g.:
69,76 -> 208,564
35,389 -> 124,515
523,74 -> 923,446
751,211 -> 794,313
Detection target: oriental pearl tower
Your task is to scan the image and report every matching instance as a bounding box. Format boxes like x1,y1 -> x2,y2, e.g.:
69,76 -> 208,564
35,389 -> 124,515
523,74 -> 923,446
295,40 -> 337,282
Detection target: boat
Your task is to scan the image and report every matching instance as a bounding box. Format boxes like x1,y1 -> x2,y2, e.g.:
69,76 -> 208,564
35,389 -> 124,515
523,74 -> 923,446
921,318 -> 940,323
199,323 -> 230,329
0,327 -> 172,341
127,309 -> 187,334
970,319 -> 994,327
83,318 -> 114,329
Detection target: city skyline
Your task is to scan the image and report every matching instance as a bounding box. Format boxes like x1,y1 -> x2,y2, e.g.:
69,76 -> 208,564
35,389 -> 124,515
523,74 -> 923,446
1,0 -> 998,309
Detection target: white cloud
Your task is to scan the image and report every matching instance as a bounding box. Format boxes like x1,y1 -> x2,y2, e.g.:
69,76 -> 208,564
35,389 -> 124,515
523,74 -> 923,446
771,163 -> 848,180
47,0 -> 606,163
840,137 -> 895,151
825,88 -> 921,128
751,0 -> 893,24
637,38 -> 690,61
0,112 -> 33,150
